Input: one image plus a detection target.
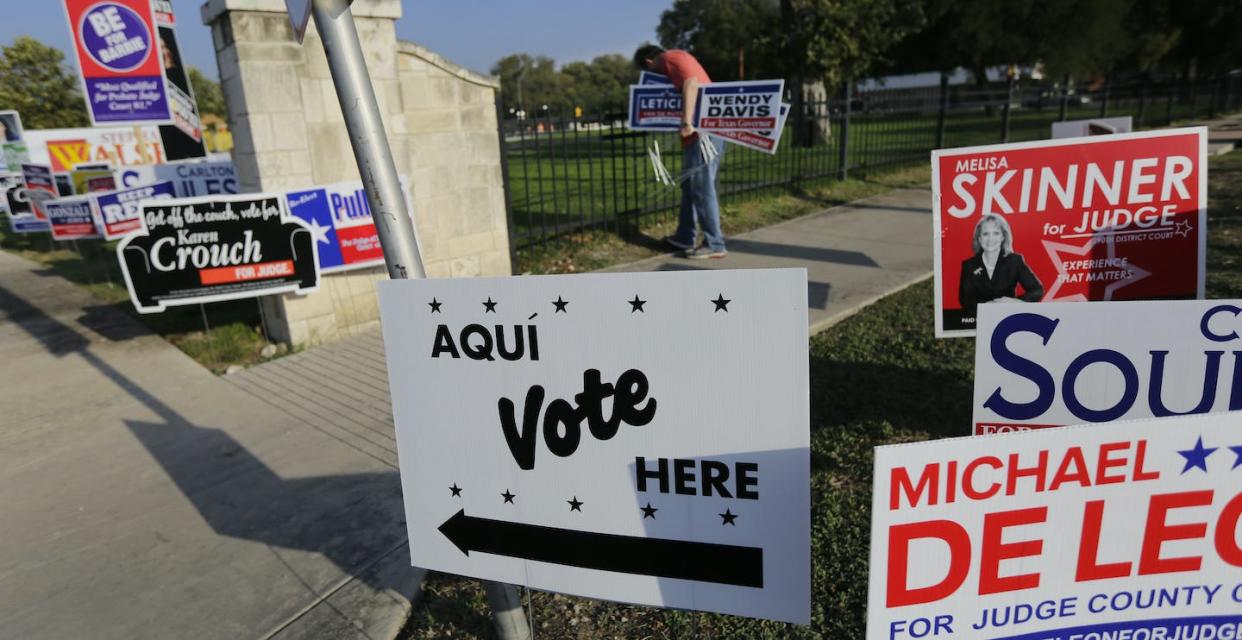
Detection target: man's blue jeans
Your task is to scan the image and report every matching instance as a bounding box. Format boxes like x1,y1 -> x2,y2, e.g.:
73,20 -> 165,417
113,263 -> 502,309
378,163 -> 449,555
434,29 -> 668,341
671,135 -> 726,252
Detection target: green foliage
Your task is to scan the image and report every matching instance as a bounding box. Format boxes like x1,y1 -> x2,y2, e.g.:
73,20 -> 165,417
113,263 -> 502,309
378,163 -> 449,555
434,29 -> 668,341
0,37 -> 89,129
188,67 -> 227,120
655,0 -> 783,81
778,0 -> 926,86
493,53 -> 636,116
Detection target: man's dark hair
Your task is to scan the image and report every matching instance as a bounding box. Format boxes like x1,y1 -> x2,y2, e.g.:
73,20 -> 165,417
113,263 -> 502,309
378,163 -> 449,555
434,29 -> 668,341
632,44 -> 665,70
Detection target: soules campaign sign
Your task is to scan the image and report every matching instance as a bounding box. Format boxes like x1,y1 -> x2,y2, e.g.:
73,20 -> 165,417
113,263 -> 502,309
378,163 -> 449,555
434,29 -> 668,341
627,85 -> 683,130
116,160 -> 238,197
44,196 -> 100,240
868,413 -> 1242,640
117,194 -> 319,313
932,127 -> 1207,338
378,269 -> 811,623
973,300 -> 1242,435
64,0 -> 172,126
92,180 -> 175,240
693,80 -> 784,132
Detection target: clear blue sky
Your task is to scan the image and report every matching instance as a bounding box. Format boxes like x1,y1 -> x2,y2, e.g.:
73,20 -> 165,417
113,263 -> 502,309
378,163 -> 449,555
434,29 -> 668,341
0,0 -> 671,81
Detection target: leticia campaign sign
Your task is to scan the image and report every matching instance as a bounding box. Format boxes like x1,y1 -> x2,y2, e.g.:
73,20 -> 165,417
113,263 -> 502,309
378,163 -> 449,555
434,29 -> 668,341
45,196 -> 101,240
378,269 -> 811,623
973,300 -> 1242,435
64,0 -> 172,126
117,194 -> 319,313
868,412 -> 1242,640
932,127 -> 1207,338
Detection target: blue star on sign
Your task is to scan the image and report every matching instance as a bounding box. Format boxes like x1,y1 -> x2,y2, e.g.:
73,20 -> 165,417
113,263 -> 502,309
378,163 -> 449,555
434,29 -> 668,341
1177,436 -> 1217,474
1231,445 -> 1242,470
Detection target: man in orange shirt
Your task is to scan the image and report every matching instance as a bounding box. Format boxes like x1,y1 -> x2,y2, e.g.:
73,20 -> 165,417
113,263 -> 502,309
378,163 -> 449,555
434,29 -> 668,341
633,44 -> 727,259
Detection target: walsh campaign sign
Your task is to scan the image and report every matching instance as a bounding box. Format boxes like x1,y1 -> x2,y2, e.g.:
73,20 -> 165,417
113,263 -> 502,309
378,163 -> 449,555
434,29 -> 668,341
627,85 -> 683,131
92,180 -> 175,240
44,196 -> 100,240
116,160 -> 238,197
932,127 -> 1207,338
973,300 -> 1242,435
693,80 -> 784,132
24,126 -> 165,172
378,269 -> 811,623
868,412 -> 1242,640
117,194 -> 319,313
64,0 -> 172,126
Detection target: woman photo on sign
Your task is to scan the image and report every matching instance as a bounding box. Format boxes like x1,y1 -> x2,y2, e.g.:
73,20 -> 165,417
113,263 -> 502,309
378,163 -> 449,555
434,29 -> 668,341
958,213 -> 1044,322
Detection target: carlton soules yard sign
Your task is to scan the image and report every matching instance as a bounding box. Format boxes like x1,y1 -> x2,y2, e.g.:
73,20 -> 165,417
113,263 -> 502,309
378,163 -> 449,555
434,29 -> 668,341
932,127 -> 1207,338
378,269 -> 811,623
117,194 -> 319,313
63,0 -> 173,126
868,413 -> 1242,640
973,300 -> 1242,435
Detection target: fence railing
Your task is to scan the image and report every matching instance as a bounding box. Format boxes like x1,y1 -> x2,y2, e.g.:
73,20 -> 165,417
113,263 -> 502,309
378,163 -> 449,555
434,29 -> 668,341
500,75 -> 1242,253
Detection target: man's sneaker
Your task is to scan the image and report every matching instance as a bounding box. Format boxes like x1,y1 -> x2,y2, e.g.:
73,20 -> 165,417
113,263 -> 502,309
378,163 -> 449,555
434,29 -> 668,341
662,235 -> 694,251
685,247 -> 727,259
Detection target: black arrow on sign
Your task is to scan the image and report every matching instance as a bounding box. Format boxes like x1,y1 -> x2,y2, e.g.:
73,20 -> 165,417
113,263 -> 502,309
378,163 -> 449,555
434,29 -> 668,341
438,509 -> 763,588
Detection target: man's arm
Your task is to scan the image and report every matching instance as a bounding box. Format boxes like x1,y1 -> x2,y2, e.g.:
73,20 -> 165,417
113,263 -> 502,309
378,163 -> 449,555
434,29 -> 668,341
680,77 -> 700,138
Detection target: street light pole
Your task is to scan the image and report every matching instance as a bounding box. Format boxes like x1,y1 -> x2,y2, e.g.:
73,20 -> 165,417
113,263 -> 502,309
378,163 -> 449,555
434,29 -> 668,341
307,1 -> 531,638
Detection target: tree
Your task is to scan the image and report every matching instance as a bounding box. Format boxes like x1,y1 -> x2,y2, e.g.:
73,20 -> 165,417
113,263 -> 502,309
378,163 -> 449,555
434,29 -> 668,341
188,67 -> 227,120
0,37 -> 89,129
561,55 -> 635,113
491,54 -> 565,116
656,0 -> 782,81
778,0 -> 926,87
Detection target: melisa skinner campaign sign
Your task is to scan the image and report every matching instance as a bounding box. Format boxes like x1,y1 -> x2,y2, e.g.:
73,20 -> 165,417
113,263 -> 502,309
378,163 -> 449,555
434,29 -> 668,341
932,128 -> 1207,338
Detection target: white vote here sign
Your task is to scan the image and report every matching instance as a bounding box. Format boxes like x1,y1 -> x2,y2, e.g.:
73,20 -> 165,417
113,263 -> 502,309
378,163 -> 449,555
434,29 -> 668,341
378,269 -> 810,623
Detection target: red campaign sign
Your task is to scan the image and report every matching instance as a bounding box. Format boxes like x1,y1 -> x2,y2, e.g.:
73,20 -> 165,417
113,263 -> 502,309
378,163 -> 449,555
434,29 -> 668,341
932,128 -> 1207,337
64,0 -> 172,125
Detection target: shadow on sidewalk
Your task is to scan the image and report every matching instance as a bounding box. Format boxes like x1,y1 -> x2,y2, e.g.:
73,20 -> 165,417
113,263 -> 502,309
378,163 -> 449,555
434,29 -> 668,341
0,282 -> 412,595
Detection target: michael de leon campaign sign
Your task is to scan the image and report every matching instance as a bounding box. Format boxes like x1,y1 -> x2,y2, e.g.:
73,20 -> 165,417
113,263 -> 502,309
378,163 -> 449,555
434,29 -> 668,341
868,412 -> 1242,640
117,194 -> 319,313
932,128 -> 1206,338
974,300 -> 1242,435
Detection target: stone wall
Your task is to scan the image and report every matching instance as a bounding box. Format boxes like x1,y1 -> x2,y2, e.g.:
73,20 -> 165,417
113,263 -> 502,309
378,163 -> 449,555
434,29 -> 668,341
200,0 -> 510,346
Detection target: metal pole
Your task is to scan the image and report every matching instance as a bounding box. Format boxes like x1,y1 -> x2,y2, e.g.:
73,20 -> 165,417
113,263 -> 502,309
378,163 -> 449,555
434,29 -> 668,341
311,0 -> 424,280
308,2 -> 529,638
838,79 -> 851,181
1001,67 -> 1014,143
935,72 -> 948,149
1058,75 -> 1070,122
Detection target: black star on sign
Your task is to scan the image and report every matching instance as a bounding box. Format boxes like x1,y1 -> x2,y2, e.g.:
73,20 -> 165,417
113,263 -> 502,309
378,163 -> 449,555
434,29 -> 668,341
629,295 -> 647,313
483,297 -> 498,313
567,496 -> 583,512
501,489 -> 516,503
449,483 -> 462,497
552,296 -> 569,313
719,508 -> 738,526
711,293 -> 731,312
428,298 -> 442,313
640,502 -> 658,519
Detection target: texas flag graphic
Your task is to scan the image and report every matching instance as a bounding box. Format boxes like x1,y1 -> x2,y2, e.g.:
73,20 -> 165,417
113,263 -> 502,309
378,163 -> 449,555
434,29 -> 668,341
286,182 -> 384,273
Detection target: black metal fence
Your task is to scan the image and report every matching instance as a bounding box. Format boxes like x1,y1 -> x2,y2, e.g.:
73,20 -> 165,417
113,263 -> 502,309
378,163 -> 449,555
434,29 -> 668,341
501,75 -> 1242,252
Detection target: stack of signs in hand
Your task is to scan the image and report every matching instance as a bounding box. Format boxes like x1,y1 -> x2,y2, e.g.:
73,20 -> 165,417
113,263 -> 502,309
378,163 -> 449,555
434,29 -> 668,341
628,74 -> 789,155
117,194 -> 319,313
378,269 -> 811,623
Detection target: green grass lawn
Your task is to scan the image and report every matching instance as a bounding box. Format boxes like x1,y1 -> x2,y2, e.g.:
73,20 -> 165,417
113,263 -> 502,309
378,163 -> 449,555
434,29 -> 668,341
400,148 -> 1242,639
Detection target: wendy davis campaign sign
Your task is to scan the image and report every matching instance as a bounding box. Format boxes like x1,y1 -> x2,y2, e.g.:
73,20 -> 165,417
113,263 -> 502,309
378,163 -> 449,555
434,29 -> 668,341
64,0 -> 172,126
117,194 -> 319,313
92,180 -> 176,240
868,412 -> 1242,640
932,127 -> 1207,338
378,269 -> 810,623
44,196 -> 100,240
973,300 -> 1242,435
693,80 -> 784,132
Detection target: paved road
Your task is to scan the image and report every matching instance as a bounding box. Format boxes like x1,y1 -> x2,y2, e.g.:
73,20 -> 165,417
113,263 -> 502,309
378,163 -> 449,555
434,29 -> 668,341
0,249 -> 421,640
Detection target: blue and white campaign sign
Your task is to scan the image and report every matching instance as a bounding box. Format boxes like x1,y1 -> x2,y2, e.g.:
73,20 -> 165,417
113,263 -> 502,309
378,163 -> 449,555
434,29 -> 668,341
693,80 -> 785,133
44,195 -> 100,240
627,85 -> 683,131
115,160 -> 237,197
2,174 -> 50,233
716,103 -> 790,155
379,269 -> 811,623
973,301 -> 1242,435
284,178 -> 417,273
869,412 -> 1242,640
92,180 -> 175,240
639,71 -> 673,86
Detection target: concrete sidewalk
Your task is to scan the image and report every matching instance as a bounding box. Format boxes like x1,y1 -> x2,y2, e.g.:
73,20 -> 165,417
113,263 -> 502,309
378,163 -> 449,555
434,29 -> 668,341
0,250 -> 421,640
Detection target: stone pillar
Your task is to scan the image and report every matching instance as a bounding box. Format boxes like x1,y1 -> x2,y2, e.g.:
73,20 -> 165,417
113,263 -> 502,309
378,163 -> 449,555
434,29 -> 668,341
201,0 -> 511,346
